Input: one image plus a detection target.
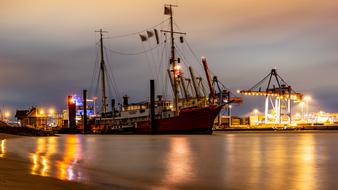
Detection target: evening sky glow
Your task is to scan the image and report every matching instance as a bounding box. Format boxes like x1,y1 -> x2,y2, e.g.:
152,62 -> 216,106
1,0 -> 338,115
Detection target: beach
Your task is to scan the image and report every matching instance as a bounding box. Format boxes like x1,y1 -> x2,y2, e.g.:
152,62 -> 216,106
0,134 -> 98,190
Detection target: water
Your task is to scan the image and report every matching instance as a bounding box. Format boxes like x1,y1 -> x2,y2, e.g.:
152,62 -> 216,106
2,131 -> 338,189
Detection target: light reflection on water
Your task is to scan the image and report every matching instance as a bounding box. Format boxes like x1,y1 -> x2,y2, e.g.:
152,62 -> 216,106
162,137 -> 193,188
294,135 -> 316,190
55,135 -> 82,181
0,139 -> 6,158
3,132 -> 338,189
28,135 -> 83,181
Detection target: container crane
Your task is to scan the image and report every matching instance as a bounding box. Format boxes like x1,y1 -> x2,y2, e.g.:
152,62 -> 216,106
240,69 -> 303,124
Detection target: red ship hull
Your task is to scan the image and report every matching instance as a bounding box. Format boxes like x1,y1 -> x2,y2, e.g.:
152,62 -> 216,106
135,105 -> 222,134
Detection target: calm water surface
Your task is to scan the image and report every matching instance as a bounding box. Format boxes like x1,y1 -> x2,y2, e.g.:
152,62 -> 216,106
2,131 -> 338,189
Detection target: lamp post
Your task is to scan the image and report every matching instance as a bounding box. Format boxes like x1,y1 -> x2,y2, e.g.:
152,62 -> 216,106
93,96 -> 98,115
229,105 -> 232,127
300,102 -> 305,121
252,109 -> 259,126
304,96 -> 311,122
48,109 -> 55,128
4,112 -> 10,122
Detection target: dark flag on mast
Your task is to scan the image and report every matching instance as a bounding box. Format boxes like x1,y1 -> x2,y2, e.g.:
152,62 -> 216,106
164,6 -> 171,15
154,29 -> 159,44
147,30 -> 154,38
139,34 -> 147,41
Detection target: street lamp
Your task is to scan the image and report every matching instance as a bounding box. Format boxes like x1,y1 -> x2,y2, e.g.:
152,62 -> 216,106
253,109 -> 259,117
229,105 -> 232,127
48,109 -> 55,116
304,96 -> 312,119
93,96 -> 98,115
300,102 -> 305,121
48,108 -> 56,128
4,112 -> 10,122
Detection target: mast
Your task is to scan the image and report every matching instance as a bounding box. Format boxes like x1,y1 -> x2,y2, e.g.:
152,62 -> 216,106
162,4 -> 186,116
189,66 -> 200,99
169,5 -> 179,116
95,29 -> 108,114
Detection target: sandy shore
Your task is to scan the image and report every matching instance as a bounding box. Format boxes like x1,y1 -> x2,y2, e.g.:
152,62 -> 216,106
0,133 -> 101,190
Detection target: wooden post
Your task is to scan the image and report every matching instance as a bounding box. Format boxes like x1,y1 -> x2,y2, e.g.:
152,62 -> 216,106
150,80 -> 156,134
83,90 -> 87,134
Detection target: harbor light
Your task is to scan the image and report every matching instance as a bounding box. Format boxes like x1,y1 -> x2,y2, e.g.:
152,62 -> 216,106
68,96 -> 75,104
174,65 -> 182,76
304,96 -> 312,101
253,109 -> 259,117
299,102 -> 305,119
49,109 -> 55,115
304,95 -> 312,117
4,112 -> 10,118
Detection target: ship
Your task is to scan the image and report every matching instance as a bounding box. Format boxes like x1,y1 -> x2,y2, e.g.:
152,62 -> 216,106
85,5 -> 223,134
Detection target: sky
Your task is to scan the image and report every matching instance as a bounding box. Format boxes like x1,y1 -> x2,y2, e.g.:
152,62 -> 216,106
1,0 -> 338,116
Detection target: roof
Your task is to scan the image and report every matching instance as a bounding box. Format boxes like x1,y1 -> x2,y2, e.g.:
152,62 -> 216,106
15,110 -> 29,118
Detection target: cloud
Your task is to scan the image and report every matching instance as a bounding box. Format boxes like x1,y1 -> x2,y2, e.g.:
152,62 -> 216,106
1,0 -> 338,114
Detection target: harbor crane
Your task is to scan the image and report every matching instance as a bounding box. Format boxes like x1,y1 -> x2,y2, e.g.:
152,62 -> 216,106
201,57 -> 242,127
240,69 -> 303,124
201,57 -> 242,106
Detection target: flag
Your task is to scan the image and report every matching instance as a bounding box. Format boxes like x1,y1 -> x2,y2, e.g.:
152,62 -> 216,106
154,29 -> 159,44
139,34 -> 147,42
147,30 -> 154,38
164,6 -> 171,15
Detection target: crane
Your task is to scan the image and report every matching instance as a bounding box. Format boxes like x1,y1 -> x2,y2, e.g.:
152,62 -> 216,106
240,69 -> 303,124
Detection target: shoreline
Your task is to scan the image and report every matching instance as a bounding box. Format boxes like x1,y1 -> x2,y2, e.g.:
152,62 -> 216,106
0,133 -> 103,190
1,130 -> 338,190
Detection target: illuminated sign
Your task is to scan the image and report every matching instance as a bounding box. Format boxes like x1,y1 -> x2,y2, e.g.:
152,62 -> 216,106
71,94 -> 95,116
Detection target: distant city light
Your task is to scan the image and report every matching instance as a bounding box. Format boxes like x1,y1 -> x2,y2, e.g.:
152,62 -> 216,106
4,112 -> 10,118
304,96 -> 312,101
49,109 -> 55,115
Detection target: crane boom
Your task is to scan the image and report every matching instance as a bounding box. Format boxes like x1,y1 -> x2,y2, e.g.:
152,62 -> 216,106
202,57 -> 216,99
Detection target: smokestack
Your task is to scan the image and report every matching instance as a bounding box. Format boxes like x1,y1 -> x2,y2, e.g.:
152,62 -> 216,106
68,95 -> 76,129
123,95 -> 129,106
111,99 -> 115,118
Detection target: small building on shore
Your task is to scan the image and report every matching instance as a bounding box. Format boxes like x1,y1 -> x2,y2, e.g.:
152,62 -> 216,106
15,107 -> 48,129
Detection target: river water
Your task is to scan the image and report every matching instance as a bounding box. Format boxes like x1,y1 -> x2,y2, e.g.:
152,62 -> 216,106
1,131 -> 338,189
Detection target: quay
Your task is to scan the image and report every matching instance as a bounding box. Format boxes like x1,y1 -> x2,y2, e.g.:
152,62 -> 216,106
0,121 -> 55,136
